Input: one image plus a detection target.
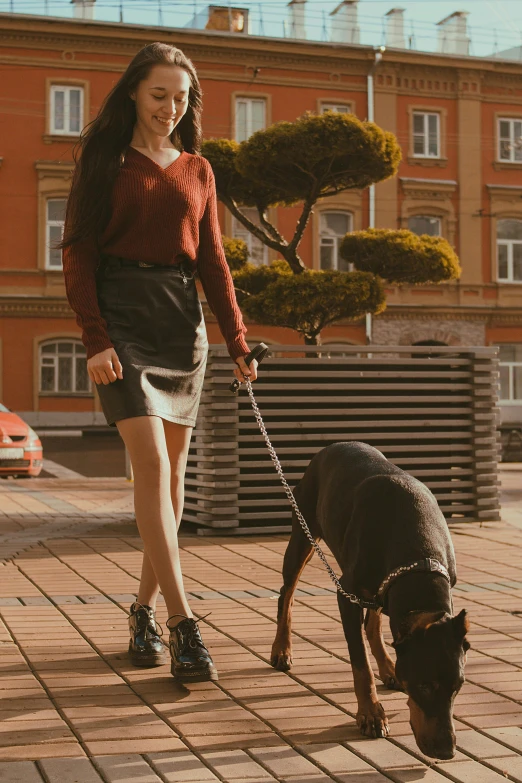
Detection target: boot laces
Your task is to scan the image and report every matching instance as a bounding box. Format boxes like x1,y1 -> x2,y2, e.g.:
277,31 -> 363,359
130,602 -> 164,639
166,612 -> 212,650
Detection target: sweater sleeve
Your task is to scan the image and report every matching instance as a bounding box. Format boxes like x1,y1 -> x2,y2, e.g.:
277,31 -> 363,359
196,162 -> 250,362
62,198 -> 114,360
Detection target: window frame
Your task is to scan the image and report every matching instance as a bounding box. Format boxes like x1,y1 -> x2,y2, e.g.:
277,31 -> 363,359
234,95 -> 267,142
497,117 -> 522,164
496,218 -> 522,284
49,84 -> 84,136
496,344 -> 522,404
320,101 -> 353,115
412,111 -> 441,159
231,208 -> 269,266
38,339 -> 92,396
407,214 -> 442,237
318,209 -> 354,272
45,197 -> 67,271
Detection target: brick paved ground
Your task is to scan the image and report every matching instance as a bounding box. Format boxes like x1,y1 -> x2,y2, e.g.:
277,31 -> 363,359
0,467 -> 521,782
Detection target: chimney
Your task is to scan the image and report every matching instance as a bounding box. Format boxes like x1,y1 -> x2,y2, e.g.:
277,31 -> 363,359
185,5 -> 249,33
70,0 -> 95,19
385,8 -> 405,49
288,0 -> 306,39
330,0 -> 360,45
437,11 -> 470,55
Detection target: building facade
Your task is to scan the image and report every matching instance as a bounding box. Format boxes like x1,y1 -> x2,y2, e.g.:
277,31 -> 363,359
0,10 -> 521,428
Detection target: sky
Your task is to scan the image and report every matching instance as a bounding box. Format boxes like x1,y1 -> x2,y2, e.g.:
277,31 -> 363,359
1,0 -> 521,59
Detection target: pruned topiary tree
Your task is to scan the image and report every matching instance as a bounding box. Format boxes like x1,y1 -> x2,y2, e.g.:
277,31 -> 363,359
203,110 -> 461,345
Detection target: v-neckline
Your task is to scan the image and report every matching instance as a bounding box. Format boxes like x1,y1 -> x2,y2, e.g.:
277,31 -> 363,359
127,145 -> 185,172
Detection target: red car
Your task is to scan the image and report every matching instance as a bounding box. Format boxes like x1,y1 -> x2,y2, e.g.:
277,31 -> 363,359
0,404 -> 43,478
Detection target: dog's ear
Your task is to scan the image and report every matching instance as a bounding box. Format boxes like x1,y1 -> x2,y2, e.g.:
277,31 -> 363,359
451,609 -> 470,645
391,631 -> 413,653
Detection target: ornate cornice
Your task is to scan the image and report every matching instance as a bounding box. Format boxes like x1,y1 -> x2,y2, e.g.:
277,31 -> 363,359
400,177 -> 458,200
0,298 -> 73,318
35,160 -> 74,180
2,13 -> 522,80
377,307 -> 522,327
487,183 -> 522,201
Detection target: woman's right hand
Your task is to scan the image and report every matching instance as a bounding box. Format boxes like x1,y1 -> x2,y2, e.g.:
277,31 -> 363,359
87,348 -> 123,385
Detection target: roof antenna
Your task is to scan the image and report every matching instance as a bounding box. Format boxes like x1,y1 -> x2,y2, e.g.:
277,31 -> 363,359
258,3 -> 264,36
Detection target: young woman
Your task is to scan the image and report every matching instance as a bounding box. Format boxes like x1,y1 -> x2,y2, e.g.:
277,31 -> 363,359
59,42 -> 258,683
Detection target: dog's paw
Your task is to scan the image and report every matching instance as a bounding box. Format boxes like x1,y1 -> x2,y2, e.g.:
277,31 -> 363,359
270,650 -> 292,671
383,673 -> 402,691
356,702 -> 390,739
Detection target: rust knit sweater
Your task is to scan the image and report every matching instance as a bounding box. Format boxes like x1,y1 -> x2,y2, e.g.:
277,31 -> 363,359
62,145 -> 250,361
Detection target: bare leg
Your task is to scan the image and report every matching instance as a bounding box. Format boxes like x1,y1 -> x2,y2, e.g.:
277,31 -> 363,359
364,610 -> 401,690
117,415 -> 193,622
135,420 -> 192,610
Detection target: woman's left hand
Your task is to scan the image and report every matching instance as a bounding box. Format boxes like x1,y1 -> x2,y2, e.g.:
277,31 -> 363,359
234,355 -> 258,385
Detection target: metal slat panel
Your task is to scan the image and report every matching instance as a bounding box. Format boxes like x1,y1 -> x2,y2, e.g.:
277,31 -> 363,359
184,345 -> 500,532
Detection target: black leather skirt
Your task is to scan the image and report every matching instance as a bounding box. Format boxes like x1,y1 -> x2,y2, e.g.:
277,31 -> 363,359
95,254 -> 208,428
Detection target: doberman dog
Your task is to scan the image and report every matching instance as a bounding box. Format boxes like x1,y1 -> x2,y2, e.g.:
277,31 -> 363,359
270,441 -> 470,760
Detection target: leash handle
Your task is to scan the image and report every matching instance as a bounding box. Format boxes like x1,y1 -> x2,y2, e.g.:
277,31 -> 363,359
229,342 -> 269,393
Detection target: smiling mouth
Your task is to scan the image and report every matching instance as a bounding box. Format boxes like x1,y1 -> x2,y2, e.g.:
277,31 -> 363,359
154,116 -> 174,125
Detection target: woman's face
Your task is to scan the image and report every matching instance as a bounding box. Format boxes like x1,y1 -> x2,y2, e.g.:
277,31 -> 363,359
130,64 -> 191,138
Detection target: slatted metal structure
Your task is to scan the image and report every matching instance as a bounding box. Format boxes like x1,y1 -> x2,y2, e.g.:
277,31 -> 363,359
183,344 -> 500,534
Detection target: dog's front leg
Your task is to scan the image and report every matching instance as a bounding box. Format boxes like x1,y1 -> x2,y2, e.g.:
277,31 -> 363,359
365,609 -> 401,690
337,593 -> 389,738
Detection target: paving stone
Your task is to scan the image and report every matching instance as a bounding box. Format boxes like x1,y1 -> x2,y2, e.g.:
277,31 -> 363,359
0,598 -> 22,606
39,756 -> 104,782
48,596 -> 83,605
188,591 -> 225,600
342,739 -> 424,770
108,595 -> 138,604
78,595 -> 111,604
245,589 -> 279,598
148,751 -> 222,781
483,726 -> 522,753
19,597 -> 53,606
438,759 -> 515,782
456,729 -> 515,758
483,754 -> 522,780
201,749 -> 274,780
296,743 -> 377,774
93,754 -> 163,781
219,591 -> 256,599
85,739 -> 185,756
249,745 -> 324,778
0,760 -> 43,782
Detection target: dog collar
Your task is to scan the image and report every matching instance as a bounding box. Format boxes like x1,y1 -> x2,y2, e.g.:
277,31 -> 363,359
375,558 -> 451,607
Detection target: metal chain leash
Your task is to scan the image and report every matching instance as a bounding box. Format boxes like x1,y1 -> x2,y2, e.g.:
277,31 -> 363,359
243,376 -> 379,611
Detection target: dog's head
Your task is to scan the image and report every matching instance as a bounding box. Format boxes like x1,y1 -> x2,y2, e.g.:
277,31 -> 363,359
392,608 -> 470,760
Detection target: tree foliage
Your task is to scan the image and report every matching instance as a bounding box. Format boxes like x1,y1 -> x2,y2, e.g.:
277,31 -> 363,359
340,228 -> 461,284
208,110 -> 460,345
227,253 -> 385,344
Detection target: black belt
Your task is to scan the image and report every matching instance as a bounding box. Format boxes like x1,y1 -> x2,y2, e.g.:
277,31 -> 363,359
100,254 -> 193,273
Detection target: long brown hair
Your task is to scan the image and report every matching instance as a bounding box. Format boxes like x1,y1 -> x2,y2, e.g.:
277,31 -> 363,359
59,42 -> 203,250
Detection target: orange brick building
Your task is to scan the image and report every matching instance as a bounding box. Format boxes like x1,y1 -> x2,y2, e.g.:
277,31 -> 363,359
0,9 -> 521,429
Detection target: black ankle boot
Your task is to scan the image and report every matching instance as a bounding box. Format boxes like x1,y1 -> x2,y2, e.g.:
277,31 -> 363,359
128,602 -> 167,667
167,614 -> 218,683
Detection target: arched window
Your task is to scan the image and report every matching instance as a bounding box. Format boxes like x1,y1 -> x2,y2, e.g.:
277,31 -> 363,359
319,211 -> 353,271
39,340 -> 91,394
232,208 -> 269,266
497,219 -> 522,282
408,215 -> 442,237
